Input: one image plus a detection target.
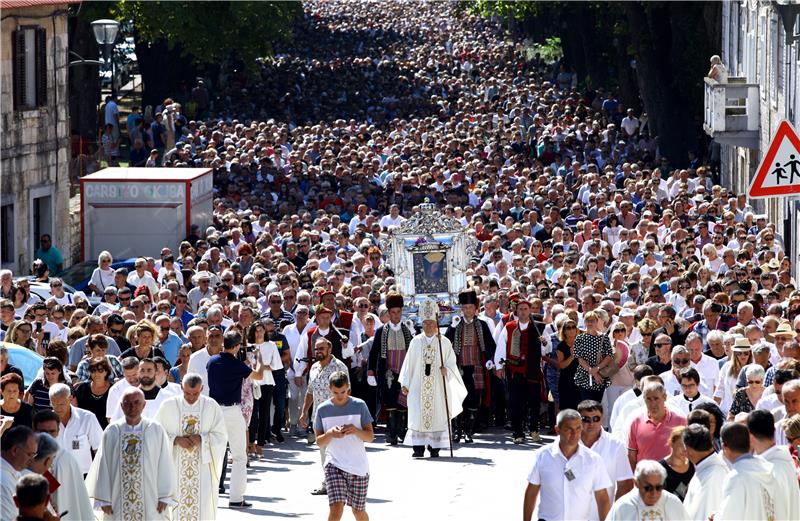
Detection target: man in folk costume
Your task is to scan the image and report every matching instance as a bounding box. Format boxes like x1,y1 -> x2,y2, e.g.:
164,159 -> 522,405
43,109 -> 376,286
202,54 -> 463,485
321,290 -> 353,336
400,298 -> 467,458
493,299 -> 547,444
86,387 -> 175,521
294,306 -> 350,378
445,289 -> 496,443
367,292 -> 414,446
154,373 -> 228,521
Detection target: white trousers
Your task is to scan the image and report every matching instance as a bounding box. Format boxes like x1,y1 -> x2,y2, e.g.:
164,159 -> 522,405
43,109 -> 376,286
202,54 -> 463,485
288,376 -> 308,426
221,405 -> 247,502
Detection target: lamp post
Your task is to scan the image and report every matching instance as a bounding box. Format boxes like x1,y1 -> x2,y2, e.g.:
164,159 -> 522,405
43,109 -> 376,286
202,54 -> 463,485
90,19 -> 120,94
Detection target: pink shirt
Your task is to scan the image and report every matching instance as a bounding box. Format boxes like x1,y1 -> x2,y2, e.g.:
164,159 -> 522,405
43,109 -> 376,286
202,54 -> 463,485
627,409 -> 686,462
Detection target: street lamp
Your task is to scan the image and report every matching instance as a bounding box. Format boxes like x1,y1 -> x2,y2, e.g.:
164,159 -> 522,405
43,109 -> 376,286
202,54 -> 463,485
91,19 -> 120,93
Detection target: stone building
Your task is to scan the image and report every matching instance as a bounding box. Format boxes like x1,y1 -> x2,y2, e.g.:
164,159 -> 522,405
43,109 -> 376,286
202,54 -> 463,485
704,0 -> 800,279
1,0 -> 78,274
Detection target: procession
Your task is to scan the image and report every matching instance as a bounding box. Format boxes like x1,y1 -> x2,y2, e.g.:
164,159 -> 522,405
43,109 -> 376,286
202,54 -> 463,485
2,0 -> 800,520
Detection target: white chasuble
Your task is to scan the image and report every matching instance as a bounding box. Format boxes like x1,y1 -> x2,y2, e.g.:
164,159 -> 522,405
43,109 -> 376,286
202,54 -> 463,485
400,333 -> 467,446
154,394 -> 228,521
86,418 -> 175,521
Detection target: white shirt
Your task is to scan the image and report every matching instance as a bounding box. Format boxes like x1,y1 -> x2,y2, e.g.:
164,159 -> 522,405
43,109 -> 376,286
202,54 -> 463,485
493,320 -> 548,368
252,341 -> 283,386
127,271 -> 159,295
105,378 -> 133,419
56,405 -> 104,475
1,457 -> 20,521
283,322 -> 311,378
527,441 -> 612,521
691,353 -> 720,394
187,347 -> 215,395
659,370 -> 710,397
584,429 -> 634,519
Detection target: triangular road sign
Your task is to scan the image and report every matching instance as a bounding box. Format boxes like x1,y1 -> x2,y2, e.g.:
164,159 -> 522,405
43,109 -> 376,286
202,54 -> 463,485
749,120 -> 800,199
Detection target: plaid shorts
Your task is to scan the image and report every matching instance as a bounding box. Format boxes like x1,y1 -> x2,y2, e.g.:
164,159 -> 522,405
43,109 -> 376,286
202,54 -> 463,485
324,463 -> 369,511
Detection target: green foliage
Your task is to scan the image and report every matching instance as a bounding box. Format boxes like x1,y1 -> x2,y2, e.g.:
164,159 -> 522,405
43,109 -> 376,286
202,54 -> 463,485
84,1 -> 301,68
469,0 -> 540,20
529,36 -> 562,62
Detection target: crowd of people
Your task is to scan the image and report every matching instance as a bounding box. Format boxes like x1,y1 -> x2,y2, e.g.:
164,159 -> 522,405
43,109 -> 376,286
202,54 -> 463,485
3,1 -> 800,520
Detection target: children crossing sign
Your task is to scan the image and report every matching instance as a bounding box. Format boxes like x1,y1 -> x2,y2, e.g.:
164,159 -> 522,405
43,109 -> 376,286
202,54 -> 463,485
749,120 -> 800,199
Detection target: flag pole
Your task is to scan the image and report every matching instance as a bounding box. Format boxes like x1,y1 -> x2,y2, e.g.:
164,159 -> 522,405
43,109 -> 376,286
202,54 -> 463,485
435,312 -> 454,458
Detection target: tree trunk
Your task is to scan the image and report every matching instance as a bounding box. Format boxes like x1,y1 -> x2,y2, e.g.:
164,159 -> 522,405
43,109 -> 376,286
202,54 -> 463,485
68,16 -> 101,143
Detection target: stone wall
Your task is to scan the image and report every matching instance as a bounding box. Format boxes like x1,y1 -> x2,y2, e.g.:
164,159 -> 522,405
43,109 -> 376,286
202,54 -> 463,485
0,4 -> 72,274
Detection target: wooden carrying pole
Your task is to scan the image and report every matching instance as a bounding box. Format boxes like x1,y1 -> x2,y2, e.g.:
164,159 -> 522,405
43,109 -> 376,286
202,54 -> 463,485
435,314 -> 454,457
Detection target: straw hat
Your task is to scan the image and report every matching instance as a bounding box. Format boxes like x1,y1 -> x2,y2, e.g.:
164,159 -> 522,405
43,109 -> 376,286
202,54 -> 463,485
732,337 -> 752,351
774,321 -> 795,338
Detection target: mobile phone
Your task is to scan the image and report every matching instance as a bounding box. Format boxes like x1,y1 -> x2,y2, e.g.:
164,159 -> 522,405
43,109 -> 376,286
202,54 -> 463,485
36,322 -> 42,332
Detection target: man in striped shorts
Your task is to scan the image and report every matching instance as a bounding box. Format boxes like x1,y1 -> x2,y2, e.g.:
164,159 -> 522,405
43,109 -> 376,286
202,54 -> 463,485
313,370 -> 374,520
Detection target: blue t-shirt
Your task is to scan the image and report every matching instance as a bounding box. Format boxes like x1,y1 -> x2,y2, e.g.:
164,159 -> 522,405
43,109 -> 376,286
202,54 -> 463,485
36,247 -> 63,273
313,397 -> 373,476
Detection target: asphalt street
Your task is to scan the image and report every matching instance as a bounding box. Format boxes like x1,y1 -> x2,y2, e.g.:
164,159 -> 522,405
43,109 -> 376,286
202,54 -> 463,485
216,428 -> 554,520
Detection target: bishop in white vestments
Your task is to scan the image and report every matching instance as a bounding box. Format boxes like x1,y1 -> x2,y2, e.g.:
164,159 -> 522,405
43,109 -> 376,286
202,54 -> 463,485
682,424 -> 728,521
399,299 -> 467,457
154,373 -> 228,521
86,387 -> 175,521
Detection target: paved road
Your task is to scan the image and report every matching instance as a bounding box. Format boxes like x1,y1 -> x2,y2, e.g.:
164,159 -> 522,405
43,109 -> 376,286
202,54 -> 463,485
216,428 -> 554,520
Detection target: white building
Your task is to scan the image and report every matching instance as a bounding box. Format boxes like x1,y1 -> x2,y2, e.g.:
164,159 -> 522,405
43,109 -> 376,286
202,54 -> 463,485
704,0 -> 800,278
0,0 -> 78,274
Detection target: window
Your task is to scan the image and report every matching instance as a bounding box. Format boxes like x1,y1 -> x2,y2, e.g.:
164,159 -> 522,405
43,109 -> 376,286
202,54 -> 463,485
0,203 -> 14,266
12,26 -> 47,110
771,16 -> 778,106
32,195 -> 52,254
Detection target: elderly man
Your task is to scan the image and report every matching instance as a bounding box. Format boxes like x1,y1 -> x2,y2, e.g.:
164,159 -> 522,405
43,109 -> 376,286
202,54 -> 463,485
523,409 -> 611,521
577,400 -> 633,519
627,381 -> 686,468
12,473 -> 58,521
1,426 -> 37,520
716,422 -> 776,520
32,410 -> 94,521
646,334 -> 672,374
48,383 -> 103,476
682,423 -> 728,520
87,387 -> 175,520
154,373 -> 228,520
685,332 -> 719,393
187,325 -> 223,395
400,299 -> 467,458
659,345 -> 710,396
608,460 -> 688,520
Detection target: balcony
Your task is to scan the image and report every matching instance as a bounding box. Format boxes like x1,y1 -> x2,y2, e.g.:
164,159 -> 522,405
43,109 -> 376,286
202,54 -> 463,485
703,77 -> 760,149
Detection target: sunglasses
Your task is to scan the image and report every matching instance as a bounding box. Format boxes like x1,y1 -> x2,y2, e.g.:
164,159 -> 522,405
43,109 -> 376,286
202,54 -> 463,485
642,484 -> 664,493
747,380 -> 763,385
655,343 -> 671,347
581,415 -> 602,423
673,358 -> 690,366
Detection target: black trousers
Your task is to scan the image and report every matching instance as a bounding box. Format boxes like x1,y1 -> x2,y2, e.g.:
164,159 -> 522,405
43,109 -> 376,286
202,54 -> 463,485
249,384 -> 275,444
509,373 -> 540,438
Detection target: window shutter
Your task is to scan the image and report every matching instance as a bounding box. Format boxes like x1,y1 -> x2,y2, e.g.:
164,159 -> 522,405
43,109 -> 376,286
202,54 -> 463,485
12,30 -> 26,109
35,27 -> 47,107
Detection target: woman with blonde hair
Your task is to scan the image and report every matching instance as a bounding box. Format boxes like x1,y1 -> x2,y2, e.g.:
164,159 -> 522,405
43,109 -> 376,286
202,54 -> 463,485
629,317 -> 657,367
574,310 -> 614,401
88,250 -> 115,296
602,321 -> 634,428
556,319 -> 580,410
713,338 -> 752,415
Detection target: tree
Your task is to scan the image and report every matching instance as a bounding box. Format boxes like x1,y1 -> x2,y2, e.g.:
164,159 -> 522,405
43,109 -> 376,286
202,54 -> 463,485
68,1 -> 301,138
468,1 -> 721,167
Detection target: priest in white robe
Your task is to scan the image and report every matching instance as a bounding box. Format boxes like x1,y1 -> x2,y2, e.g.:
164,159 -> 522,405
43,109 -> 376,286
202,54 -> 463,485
154,373 -> 228,521
682,424 -> 728,521
748,409 -> 800,521
31,409 -> 95,521
399,298 -> 467,458
608,460 -> 688,520
86,387 -> 175,521
716,422 -> 776,521
109,359 -> 175,422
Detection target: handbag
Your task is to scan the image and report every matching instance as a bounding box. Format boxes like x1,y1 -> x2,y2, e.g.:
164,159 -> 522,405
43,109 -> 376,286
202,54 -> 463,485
598,336 -> 620,378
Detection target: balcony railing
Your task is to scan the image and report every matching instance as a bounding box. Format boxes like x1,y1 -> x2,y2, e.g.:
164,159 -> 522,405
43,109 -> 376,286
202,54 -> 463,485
703,77 -> 760,149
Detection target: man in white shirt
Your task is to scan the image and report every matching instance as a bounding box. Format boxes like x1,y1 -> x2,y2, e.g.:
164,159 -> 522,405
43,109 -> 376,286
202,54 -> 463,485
379,204 -> 404,230
659,346 -> 710,397
127,257 -> 159,296
682,424 -> 728,521
1,426 -> 37,520
578,400 -> 633,519
283,306 -> 312,436
748,409 -> 800,521
523,409 -> 611,521
187,325 -> 224,395
187,273 -> 214,312
49,383 -> 103,476
608,460 -> 688,520
686,332 -> 719,393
